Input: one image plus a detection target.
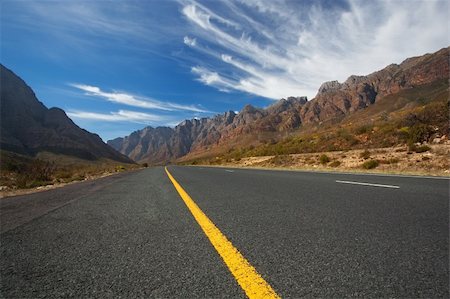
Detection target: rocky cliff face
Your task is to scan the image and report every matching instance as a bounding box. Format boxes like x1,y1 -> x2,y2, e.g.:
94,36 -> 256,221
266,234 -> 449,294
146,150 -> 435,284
108,47 -> 449,164
301,47 -> 449,123
0,64 -> 134,163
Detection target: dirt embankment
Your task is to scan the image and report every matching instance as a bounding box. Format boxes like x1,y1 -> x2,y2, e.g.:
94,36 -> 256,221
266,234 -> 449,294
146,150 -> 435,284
205,144 -> 450,177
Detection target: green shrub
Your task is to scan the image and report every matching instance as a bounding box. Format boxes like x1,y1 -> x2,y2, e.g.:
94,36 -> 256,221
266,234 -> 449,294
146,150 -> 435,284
319,154 -> 330,164
359,150 -> 371,159
362,159 -> 379,169
408,143 -> 431,153
115,165 -> 126,172
397,127 -> 410,141
408,124 -> 432,144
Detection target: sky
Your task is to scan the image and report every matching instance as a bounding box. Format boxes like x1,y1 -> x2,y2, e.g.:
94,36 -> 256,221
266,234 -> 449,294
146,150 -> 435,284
1,0 -> 449,141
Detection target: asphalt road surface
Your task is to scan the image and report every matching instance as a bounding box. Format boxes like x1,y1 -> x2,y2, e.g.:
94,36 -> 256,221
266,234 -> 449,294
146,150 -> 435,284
1,166 -> 448,298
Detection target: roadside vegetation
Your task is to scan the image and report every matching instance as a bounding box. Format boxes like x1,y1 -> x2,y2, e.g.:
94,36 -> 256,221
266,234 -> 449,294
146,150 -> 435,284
0,150 -> 139,191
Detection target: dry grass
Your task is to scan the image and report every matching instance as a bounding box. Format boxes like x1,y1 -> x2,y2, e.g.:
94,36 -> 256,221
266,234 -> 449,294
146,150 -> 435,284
0,150 -> 140,195
191,144 -> 450,177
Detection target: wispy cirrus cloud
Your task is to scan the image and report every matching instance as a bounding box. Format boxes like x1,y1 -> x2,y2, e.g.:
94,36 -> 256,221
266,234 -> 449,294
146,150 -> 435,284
70,83 -> 211,113
180,0 -> 449,99
4,1 -> 188,64
67,109 -> 167,124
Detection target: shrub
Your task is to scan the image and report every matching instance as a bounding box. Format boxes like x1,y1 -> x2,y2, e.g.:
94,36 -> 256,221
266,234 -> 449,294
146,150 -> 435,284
71,174 -> 86,181
359,150 -> 371,159
416,145 -> 431,153
388,158 -> 400,164
141,163 -> 149,168
115,165 -> 126,172
319,154 -> 330,164
397,127 -> 410,141
329,161 -> 341,167
16,159 -> 55,188
355,124 -> 373,135
337,129 -> 358,145
362,159 -> 379,169
408,143 -> 431,153
408,124 -> 432,144
416,99 -> 449,126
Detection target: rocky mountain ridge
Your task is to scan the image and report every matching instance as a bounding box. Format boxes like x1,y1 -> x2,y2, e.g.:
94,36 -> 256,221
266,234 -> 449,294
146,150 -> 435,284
0,64 -> 133,164
108,47 -> 449,164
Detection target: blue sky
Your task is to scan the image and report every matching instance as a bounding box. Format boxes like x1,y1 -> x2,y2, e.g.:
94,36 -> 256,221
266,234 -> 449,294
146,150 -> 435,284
1,0 -> 448,141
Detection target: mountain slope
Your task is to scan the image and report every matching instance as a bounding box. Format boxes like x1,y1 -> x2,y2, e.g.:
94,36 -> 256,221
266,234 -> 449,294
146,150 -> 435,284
0,64 -> 133,164
108,47 -> 449,164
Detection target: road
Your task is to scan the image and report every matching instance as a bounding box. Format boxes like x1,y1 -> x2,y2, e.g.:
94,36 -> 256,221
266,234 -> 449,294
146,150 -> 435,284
1,166 -> 448,298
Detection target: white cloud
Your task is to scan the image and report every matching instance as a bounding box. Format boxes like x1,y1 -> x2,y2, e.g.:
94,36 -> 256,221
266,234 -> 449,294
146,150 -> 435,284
181,2 -> 241,30
70,83 -> 210,113
181,0 -> 449,99
184,36 -> 197,47
67,109 -> 166,124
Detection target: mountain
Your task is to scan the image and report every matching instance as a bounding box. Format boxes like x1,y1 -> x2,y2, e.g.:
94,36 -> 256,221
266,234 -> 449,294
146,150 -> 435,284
108,47 -> 449,164
0,64 -> 133,164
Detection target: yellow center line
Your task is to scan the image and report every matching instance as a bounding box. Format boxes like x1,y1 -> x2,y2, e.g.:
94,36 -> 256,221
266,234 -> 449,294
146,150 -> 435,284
165,167 -> 280,299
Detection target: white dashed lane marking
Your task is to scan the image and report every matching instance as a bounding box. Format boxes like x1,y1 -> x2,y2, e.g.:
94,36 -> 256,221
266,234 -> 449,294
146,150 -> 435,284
336,180 -> 400,189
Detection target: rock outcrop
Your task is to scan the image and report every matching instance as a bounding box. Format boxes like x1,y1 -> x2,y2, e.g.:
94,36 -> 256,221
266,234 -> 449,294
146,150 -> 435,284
301,47 -> 449,123
0,64 -> 134,163
108,47 -> 449,164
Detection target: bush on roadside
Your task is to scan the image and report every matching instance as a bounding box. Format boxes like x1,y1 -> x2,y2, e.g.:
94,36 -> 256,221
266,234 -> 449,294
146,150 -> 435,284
408,123 -> 433,144
16,159 -> 56,188
408,143 -> 431,153
319,154 -> 330,164
362,159 -> 379,169
115,165 -> 126,172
